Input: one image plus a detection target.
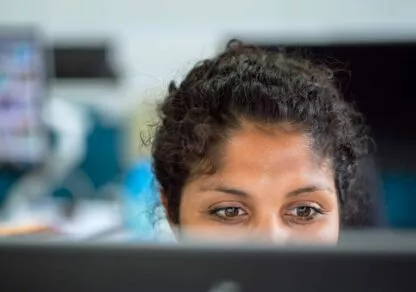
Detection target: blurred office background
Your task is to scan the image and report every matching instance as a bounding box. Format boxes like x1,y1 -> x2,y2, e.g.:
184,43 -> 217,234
0,0 -> 416,240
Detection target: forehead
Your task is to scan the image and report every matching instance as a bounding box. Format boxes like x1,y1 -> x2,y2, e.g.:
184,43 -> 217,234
211,122 -> 333,188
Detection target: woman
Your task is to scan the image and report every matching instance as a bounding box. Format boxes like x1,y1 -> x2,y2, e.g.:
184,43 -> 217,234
151,40 -> 374,244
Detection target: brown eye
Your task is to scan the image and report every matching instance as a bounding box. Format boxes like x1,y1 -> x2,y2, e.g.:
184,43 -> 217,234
296,206 -> 313,217
211,207 -> 247,220
224,207 -> 239,217
286,205 -> 323,222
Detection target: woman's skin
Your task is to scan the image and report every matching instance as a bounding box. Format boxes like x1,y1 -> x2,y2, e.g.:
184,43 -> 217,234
164,121 -> 340,245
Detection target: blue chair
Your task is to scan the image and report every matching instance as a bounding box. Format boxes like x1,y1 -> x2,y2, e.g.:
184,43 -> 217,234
122,159 -> 159,240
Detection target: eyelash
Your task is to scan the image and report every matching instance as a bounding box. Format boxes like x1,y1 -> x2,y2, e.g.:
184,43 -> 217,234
209,207 -> 248,222
285,205 -> 324,223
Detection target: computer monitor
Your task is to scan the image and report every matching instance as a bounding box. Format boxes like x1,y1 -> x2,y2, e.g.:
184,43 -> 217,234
1,233 -> 416,292
0,28 -> 48,166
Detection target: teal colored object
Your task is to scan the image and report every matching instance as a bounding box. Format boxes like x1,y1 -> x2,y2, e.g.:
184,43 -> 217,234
80,114 -> 122,189
123,160 -> 158,240
383,173 -> 416,228
0,170 -> 24,207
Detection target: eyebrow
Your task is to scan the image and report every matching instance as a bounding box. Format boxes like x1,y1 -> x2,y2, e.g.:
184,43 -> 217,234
209,184 -> 332,198
213,187 -> 249,197
287,185 -> 332,197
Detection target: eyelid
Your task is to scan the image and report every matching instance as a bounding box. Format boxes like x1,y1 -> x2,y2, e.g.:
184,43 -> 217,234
207,203 -> 250,221
209,205 -> 248,215
285,201 -> 326,211
286,206 -> 323,216
211,207 -> 248,216
207,201 -> 249,211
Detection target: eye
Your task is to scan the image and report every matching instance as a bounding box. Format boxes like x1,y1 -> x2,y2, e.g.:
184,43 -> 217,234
286,205 -> 323,221
210,207 -> 248,220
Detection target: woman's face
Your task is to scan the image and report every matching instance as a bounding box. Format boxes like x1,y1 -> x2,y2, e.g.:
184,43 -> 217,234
168,122 -> 339,245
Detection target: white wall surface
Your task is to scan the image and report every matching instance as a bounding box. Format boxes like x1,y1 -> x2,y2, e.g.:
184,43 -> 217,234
2,0 -> 416,117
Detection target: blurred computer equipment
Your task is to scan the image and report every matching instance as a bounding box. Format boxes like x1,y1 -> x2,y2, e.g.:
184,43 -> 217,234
0,28 -> 123,239
50,43 -> 119,81
0,28 -> 48,167
2,236 -> 416,292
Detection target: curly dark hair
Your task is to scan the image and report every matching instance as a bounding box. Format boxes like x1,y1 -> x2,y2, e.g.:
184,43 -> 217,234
152,40 -> 374,228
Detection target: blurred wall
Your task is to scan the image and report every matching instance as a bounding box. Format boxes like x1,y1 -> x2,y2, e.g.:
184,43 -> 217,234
3,0 -> 416,110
